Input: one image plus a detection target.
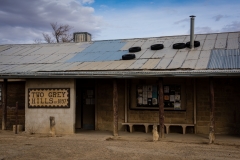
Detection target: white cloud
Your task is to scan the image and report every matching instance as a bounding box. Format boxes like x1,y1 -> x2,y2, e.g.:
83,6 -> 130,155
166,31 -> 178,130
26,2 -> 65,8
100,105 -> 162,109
0,0 -> 102,44
221,21 -> 240,32
174,18 -> 189,25
195,27 -> 219,34
212,14 -> 229,21
80,0 -> 94,4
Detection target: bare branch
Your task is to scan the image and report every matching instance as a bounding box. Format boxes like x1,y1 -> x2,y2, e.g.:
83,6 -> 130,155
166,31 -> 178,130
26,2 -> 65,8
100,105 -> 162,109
33,38 -> 42,44
42,33 -> 54,43
50,22 -> 73,43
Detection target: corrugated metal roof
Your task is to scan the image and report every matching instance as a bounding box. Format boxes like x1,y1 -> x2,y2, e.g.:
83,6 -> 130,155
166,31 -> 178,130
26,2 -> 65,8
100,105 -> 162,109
0,32 -> 240,78
208,49 -> 240,69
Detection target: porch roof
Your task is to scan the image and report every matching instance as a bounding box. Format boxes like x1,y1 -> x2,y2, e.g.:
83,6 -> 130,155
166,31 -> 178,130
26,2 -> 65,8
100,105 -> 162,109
0,31 -> 240,78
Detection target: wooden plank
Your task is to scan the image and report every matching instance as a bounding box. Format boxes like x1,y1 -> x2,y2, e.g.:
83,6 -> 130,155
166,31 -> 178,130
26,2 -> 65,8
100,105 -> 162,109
132,39 -> 146,47
70,62 -> 93,70
93,61 -> 114,70
135,49 -> 148,59
209,77 -> 215,144
140,49 -> 156,59
141,59 -> 161,69
181,59 -> 198,69
0,46 -> 11,53
195,34 -> 207,41
163,39 -> 175,47
227,38 -> 239,49
113,79 -> 118,136
186,50 -> 201,60
173,36 -> 186,43
195,57 -> 210,69
199,50 -> 211,58
202,39 -> 215,50
0,46 -> 20,56
152,47 -> 177,59
140,39 -> 155,49
206,34 -> 217,40
128,59 -> 148,69
58,53 -> 77,63
115,60 -> 136,70
167,51 -> 188,69
217,33 -> 228,39
158,78 -> 164,139
102,61 -> 124,70
228,32 -> 239,39
64,62 -> 83,71
79,62 -> 101,70
215,38 -> 227,49
120,39 -> 138,50
155,58 -> 172,69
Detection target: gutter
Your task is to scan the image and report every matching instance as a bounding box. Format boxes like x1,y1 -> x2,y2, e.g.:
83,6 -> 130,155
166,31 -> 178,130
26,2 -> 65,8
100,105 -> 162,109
0,70 -> 240,78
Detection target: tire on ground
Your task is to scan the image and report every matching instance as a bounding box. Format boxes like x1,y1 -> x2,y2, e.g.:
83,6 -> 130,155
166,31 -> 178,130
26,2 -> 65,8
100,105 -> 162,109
151,44 -> 164,50
122,54 -> 136,60
129,47 -> 141,53
185,41 -> 200,48
172,43 -> 186,49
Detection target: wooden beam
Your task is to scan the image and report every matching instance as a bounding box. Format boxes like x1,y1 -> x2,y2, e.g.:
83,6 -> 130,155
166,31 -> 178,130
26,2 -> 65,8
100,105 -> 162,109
15,102 -> 18,134
124,79 -> 128,123
209,77 -> 215,144
158,78 -> 164,139
113,79 -> 118,136
2,79 -> 7,130
194,78 -> 197,134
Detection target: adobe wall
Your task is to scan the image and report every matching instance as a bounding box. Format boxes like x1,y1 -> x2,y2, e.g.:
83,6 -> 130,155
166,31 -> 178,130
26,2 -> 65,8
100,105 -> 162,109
95,78 -> 195,133
95,77 -> 240,135
96,79 -> 125,131
25,79 -> 76,134
196,77 -> 240,134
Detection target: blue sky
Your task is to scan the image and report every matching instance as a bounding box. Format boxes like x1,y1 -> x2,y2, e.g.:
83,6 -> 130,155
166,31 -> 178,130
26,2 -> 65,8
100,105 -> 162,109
0,0 -> 240,44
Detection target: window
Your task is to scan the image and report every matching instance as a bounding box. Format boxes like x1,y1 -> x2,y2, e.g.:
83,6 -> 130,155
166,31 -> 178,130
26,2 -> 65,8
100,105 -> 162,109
136,85 -> 158,107
130,78 -> 185,110
163,85 -> 181,110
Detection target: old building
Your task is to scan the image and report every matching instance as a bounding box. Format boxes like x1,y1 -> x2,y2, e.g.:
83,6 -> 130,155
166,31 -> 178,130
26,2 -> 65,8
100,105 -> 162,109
0,30 -> 240,142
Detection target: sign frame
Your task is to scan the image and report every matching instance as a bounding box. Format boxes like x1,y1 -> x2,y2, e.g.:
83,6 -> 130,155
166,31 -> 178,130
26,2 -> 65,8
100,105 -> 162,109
28,88 -> 70,108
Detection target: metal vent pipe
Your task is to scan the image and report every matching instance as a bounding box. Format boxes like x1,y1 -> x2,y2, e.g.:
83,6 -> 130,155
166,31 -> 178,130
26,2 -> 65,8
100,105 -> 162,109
190,15 -> 196,49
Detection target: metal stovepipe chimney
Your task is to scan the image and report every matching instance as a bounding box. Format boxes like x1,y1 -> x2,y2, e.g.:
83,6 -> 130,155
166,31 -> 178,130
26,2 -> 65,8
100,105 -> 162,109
190,15 -> 196,49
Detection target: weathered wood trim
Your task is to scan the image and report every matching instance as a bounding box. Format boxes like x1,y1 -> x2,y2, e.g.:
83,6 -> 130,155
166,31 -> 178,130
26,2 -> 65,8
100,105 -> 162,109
2,79 -> 7,130
209,77 -> 215,143
158,78 -> 164,139
15,102 -> 18,134
124,79 -> 128,123
194,78 -> 197,134
113,79 -> 118,136
95,80 -> 98,130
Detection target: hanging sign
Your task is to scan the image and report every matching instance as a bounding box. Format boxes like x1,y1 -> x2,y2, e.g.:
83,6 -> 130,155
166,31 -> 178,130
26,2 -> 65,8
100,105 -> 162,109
28,88 -> 70,108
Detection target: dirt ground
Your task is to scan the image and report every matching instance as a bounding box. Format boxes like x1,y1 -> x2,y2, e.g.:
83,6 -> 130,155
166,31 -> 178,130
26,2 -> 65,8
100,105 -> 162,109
0,130 -> 240,160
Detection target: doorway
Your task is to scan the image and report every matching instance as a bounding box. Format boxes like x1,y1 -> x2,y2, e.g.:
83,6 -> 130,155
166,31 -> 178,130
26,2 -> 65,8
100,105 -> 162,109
76,87 -> 95,130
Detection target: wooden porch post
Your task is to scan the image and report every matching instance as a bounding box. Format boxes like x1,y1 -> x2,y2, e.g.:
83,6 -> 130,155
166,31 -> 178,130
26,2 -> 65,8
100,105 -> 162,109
209,77 -> 215,143
113,79 -> 118,136
2,79 -> 7,130
158,78 -> 164,139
